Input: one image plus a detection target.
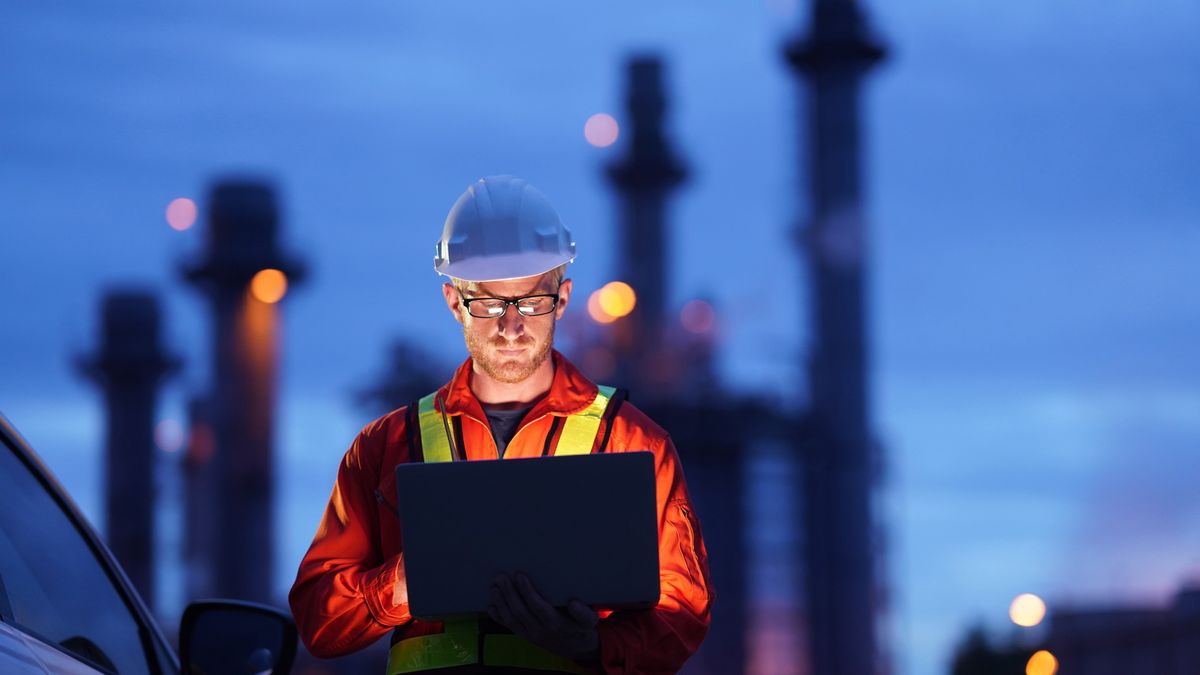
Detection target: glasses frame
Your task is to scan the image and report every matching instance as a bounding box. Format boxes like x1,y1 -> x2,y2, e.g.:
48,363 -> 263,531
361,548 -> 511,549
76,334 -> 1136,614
458,288 -> 562,319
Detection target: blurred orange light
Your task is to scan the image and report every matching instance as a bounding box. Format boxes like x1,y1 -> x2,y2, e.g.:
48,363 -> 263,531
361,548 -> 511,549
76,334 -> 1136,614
1026,650 -> 1058,675
680,299 -> 716,334
1010,593 -> 1047,627
166,197 -> 197,231
250,269 -> 288,304
588,290 -> 617,324
598,281 -> 636,318
584,113 -> 620,148
155,419 -> 183,453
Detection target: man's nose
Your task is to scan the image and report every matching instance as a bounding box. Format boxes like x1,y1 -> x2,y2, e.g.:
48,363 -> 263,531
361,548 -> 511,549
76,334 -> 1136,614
496,304 -> 525,336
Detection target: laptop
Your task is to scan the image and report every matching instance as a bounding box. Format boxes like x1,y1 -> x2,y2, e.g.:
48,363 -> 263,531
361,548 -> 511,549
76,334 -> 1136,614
393,451 -> 660,620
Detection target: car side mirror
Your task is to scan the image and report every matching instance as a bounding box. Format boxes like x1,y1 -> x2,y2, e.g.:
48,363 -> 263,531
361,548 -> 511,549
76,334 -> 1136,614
180,600 -> 298,675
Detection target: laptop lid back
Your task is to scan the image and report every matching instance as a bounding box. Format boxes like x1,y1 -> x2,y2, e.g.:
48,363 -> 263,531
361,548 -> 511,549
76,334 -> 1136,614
394,451 -> 660,619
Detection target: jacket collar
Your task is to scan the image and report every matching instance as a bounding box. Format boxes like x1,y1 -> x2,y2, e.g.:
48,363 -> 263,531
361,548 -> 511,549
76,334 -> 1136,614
437,350 -> 600,423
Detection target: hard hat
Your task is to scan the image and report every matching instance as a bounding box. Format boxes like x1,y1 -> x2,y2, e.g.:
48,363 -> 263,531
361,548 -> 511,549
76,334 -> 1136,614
434,175 -> 577,282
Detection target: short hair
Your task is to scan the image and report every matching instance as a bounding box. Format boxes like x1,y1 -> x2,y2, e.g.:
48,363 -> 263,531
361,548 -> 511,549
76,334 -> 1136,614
452,264 -> 567,294
545,263 -> 567,286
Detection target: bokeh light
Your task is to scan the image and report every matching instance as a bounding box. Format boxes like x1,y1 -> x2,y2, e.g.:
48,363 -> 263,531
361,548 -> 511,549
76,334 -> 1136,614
250,268 -> 288,304
1010,593 -> 1047,627
166,197 -> 197,231
598,281 -> 636,318
587,290 -> 618,324
680,299 -> 716,334
155,419 -> 183,453
1026,650 -> 1058,675
584,113 -> 620,148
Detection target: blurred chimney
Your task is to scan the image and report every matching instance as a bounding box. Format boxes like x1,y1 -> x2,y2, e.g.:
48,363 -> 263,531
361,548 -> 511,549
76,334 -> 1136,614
78,290 -> 180,611
183,178 -> 305,604
785,0 -> 888,672
606,55 -> 688,401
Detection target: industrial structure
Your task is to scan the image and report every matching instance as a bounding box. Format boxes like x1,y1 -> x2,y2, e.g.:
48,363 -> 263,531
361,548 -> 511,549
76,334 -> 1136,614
603,56 -> 748,675
590,0 -> 894,665
78,290 -> 180,611
1043,585 -> 1200,674
606,57 -> 689,399
786,0 -> 889,671
182,179 -> 305,604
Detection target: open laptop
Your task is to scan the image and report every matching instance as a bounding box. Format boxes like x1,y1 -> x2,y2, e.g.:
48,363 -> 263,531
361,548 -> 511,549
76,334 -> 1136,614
393,451 -> 660,620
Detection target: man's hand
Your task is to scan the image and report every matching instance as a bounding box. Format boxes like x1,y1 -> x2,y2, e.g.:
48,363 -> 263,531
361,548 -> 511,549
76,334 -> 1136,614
488,572 -> 600,661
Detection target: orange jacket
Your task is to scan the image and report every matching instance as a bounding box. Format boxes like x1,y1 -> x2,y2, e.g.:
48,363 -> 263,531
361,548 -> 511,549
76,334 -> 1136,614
289,351 -> 713,674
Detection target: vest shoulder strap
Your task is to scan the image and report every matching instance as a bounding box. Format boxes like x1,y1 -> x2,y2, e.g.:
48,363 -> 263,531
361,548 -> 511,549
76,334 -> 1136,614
554,384 -> 617,457
416,393 -> 454,463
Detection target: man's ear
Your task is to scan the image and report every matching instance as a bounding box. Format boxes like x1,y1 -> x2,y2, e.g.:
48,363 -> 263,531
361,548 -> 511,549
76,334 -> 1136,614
554,278 -> 573,320
442,281 -> 465,326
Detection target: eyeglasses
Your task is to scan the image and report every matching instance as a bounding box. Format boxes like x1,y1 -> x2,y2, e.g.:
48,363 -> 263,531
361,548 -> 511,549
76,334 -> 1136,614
458,289 -> 561,318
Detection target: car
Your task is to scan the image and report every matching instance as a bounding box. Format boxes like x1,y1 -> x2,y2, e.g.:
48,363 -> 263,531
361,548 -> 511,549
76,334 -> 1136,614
0,413 -> 298,674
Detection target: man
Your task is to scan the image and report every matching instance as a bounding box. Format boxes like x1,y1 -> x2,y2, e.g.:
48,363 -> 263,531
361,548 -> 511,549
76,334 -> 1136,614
289,175 -> 712,674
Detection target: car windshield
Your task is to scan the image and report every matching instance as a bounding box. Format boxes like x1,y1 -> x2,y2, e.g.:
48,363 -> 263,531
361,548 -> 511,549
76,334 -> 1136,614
0,432 -> 163,674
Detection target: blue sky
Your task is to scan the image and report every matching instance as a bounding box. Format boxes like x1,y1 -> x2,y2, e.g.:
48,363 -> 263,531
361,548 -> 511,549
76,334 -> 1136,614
2,1 -> 1198,673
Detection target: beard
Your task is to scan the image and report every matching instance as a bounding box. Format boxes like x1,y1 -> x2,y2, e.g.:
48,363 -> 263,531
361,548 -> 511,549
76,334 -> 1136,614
465,322 -> 555,384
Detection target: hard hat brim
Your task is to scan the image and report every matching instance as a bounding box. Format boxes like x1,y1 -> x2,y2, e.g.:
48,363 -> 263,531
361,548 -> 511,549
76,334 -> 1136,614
435,252 -> 575,283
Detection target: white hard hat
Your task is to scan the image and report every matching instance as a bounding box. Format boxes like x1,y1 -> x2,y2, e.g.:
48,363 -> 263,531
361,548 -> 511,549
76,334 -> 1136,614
434,175 -> 577,282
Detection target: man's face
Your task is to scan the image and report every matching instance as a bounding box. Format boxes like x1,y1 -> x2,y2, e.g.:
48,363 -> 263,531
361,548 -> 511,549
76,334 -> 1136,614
442,272 -> 573,384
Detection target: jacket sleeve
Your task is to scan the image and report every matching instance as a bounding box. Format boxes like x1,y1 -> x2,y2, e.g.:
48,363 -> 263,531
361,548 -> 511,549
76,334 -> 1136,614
288,419 -> 413,658
596,434 -> 713,674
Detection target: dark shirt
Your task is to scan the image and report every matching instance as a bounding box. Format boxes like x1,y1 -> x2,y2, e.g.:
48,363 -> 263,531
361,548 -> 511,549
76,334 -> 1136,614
481,404 -> 532,458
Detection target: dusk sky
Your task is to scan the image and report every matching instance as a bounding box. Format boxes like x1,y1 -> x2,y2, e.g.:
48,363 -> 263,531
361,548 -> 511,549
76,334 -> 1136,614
3,1 -> 1198,673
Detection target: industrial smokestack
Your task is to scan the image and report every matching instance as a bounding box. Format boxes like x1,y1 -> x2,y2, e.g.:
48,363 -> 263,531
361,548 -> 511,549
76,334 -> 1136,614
78,290 -> 180,611
785,1 -> 888,673
183,178 -> 305,604
607,55 -> 688,400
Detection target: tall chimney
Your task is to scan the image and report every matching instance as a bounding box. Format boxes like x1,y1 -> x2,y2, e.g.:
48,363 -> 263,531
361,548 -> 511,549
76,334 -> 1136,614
785,1 -> 888,673
607,56 -> 688,400
79,290 -> 180,611
183,179 -> 304,603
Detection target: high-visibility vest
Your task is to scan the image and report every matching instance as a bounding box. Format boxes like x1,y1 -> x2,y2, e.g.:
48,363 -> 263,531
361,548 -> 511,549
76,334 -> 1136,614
386,385 -> 621,675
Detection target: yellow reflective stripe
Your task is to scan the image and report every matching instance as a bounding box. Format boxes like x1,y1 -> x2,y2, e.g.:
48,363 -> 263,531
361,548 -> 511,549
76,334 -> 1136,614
417,394 -> 454,463
482,634 -> 586,673
418,385 -> 615,461
386,619 -> 479,674
553,385 -> 615,457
